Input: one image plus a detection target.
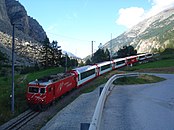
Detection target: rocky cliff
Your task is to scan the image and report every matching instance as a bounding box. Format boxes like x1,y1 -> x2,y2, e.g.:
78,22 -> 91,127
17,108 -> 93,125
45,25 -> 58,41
0,0 -> 47,66
0,0 -> 46,42
103,8 -> 174,55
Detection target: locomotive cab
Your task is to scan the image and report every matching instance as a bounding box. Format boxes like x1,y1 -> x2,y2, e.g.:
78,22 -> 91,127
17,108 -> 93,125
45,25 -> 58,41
26,83 -> 48,110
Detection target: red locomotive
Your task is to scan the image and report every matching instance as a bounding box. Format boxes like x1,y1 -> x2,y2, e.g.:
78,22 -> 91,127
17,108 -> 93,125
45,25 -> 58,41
26,73 -> 76,110
26,53 -> 153,110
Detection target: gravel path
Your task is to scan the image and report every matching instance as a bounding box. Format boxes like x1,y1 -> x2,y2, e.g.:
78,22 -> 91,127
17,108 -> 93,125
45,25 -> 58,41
101,74 -> 174,130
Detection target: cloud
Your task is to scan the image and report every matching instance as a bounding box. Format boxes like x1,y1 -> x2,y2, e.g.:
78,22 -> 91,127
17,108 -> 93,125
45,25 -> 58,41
116,7 -> 145,28
147,0 -> 174,17
116,0 -> 174,28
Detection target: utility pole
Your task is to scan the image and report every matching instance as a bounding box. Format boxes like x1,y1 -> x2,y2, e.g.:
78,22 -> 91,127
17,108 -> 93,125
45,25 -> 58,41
65,53 -> 67,72
110,33 -> 112,61
91,41 -> 95,62
11,23 -> 15,113
92,41 -> 94,58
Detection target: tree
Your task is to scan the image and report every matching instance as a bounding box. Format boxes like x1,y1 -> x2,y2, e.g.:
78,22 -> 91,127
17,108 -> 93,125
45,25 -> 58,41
85,59 -> 92,65
91,48 -> 110,63
49,40 -> 62,66
39,38 -> 62,67
60,54 -> 70,68
39,36 -> 51,67
79,60 -> 85,66
0,50 -> 7,67
70,59 -> 78,67
105,49 -> 110,61
117,45 -> 137,58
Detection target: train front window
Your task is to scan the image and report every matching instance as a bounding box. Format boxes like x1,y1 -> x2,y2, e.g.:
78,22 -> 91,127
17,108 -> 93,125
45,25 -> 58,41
29,87 -> 39,93
40,88 -> 46,94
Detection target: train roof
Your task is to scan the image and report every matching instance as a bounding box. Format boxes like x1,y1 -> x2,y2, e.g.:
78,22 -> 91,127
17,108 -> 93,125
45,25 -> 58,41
113,57 -> 126,62
137,53 -> 146,57
72,65 -> 97,74
29,73 -> 72,86
126,55 -> 137,59
97,61 -> 112,67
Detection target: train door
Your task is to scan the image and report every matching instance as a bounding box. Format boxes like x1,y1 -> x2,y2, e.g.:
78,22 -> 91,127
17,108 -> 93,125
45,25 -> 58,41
53,86 -> 55,96
47,85 -> 55,103
95,65 -> 100,76
46,85 -> 52,103
111,60 -> 115,70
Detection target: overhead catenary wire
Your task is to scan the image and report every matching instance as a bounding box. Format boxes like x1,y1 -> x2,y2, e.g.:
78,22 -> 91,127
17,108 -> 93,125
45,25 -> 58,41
46,31 -> 92,42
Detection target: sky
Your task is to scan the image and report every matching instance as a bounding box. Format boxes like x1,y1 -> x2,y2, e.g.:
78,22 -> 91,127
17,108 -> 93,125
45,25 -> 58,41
19,0 -> 174,58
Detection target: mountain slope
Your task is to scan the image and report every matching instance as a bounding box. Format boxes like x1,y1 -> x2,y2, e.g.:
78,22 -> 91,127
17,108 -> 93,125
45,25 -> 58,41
0,0 -> 47,66
104,8 -> 174,54
0,0 -> 46,42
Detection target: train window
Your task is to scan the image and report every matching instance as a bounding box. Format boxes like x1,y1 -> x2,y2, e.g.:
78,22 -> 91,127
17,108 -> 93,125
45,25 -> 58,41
139,56 -> 145,59
78,74 -> 80,81
29,87 -> 39,93
81,69 -> 95,80
101,64 -> 111,71
116,60 -> 125,65
40,88 -> 46,94
147,54 -> 152,57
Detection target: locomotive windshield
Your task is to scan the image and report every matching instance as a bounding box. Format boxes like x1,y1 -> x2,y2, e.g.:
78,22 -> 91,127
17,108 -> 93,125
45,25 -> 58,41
29,87 -> 39,93
40,88 -> 46,94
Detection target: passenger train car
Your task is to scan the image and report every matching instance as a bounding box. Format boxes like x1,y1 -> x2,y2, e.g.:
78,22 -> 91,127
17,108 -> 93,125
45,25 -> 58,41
70,65 -> 98,87
26,53 -> 153,110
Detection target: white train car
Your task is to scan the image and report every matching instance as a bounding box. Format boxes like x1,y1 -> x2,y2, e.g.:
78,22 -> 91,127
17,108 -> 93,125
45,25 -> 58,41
70,65 -> 98,86
113,58 -> 126,69
97,61 -> 112,75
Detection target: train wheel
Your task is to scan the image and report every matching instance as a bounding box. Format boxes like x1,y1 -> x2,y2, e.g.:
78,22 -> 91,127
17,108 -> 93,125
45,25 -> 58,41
39,104 -> 48,111
51,100 -> 56,106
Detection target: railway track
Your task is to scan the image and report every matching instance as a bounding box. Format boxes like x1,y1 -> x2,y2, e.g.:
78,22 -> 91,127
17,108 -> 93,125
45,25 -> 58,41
0,110 -> 40,130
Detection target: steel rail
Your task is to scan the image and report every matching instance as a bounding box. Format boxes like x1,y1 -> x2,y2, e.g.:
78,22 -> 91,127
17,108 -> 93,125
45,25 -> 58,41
0,110 -> 40,130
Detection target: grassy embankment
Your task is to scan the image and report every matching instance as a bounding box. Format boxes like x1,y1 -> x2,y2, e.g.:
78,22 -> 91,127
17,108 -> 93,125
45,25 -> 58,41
0,67 -> 64,125
114,74 -> 165,85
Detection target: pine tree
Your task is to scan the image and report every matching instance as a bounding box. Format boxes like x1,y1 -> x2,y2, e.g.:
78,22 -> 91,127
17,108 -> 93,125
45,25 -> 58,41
39,37 -> 50,67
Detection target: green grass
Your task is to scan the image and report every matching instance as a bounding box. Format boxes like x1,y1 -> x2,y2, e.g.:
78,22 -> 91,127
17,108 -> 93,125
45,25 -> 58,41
114,74 -> 165,85
124,59 -> 174,71
0,67 -> 64,125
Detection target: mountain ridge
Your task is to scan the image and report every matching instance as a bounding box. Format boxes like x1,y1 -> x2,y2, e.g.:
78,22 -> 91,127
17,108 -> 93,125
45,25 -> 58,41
103,8 -> 174,55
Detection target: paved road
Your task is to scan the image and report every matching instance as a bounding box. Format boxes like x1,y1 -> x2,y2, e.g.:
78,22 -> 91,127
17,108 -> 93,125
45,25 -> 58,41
101,74 -> 174,130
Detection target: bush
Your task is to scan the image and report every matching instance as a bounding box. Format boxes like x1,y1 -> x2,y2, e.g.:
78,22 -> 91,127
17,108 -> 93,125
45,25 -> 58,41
20,65 -> 40,74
